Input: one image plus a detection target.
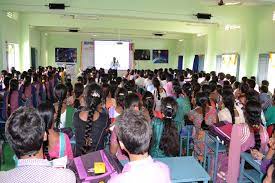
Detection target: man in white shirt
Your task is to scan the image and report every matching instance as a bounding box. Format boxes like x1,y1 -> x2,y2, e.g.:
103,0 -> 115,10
0,107 -> 76,183
135,71 -> 145,88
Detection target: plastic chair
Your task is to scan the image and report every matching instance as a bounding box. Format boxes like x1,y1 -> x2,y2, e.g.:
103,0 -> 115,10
203,131 -> 227,183
238,152 -> 264,183
179,125 -> 193,156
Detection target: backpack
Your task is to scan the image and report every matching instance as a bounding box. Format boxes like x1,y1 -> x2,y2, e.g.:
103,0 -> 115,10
68,149 -> 123,183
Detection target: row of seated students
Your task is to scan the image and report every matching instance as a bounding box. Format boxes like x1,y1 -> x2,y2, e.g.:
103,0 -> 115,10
0,66 -> 275,183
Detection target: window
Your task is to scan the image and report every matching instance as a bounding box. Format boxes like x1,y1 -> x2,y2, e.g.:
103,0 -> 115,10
258,53 -> 275,92
268,53 -> 275,92
7,43 -> 20,72
273,11 -> 275,21
217,53 -> 240,78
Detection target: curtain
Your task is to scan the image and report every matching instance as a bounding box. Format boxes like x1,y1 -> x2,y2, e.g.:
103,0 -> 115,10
192,55 -> 199,73
81,41 -> 94,70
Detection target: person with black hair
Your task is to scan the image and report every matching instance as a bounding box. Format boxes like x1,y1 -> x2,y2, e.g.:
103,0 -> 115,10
110,93 -> 142,161
201,73 -> 211,85
38,103 -> 73,160
65,78 -> 73,97
73,82 -> 84,109
150,97 -> 179,158
2,79 -> 20,120
54,84 -> 68,129
188,92 -> 217,162
19,75 -> 36,107
218,91 -> 245,124
0,107 -> 76,183
73,83 -> 109,156
108,109 -> 171,183
135,70 -> 145,89
39,74 -> 48,104
125,93 -> 141,110
2,75 -> 11,92
109,87 -> 127,123
227,100 -> 269,183
259,85 -> 273,111
164,74 -> 174,97
173,81 -> 191,129
142,91 -> 155,121
152,77 -> 166,114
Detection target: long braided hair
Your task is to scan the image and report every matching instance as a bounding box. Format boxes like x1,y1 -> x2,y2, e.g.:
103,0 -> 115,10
81,83 -> 103,154
153,78 -> 161,100
7,79 -> 19,117
142,91 -> 155,120
54,84 -> 67,129
38,102 -> 55,160
159,97 -> 179,157
245,100 -> 262,150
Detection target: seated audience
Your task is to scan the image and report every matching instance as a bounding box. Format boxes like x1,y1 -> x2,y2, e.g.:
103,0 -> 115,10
73,83 -> 109,156
2,79 -> 20,120
54,84 -> 75,129
73,82 -> 84,109
188,92 -> 217,162
150,97 -> 179,158
218,90 -> 245,124
108,109 -> 171,183
227,100 -> 269,183
152,77 -> 167,113
38,103 -> 73,160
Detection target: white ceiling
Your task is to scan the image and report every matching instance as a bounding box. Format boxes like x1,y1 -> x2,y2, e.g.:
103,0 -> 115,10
1,0 -> 274,39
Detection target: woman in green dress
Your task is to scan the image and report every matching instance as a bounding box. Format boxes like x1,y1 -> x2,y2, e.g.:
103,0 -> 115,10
150,97 -> 179,158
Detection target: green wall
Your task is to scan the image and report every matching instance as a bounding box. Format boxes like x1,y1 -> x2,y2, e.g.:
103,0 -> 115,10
44,33 -> 187,70
1,4 -> 275,78
0,12 -> 21,71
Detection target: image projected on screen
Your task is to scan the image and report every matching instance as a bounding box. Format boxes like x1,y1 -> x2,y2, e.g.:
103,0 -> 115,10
94,41 -> 130,70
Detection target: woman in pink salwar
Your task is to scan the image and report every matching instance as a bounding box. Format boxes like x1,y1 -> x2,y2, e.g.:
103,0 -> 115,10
224,100 -> 269,183
38,103 -> 73,160
188,92 -> 217,162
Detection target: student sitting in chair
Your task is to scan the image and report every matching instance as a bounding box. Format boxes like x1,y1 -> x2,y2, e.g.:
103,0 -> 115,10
0,107 -> 76,183
108,109 -> 171,183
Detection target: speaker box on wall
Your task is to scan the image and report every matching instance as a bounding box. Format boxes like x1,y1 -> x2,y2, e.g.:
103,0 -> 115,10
196,13 -> 212,19
48,3 -> 65,10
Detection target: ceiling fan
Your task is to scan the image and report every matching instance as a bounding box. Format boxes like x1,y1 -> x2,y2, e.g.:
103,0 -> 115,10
217,0 -> 242,6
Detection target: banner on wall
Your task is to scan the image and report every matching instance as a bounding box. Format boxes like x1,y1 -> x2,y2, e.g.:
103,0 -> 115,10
81,41 -> 94,70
